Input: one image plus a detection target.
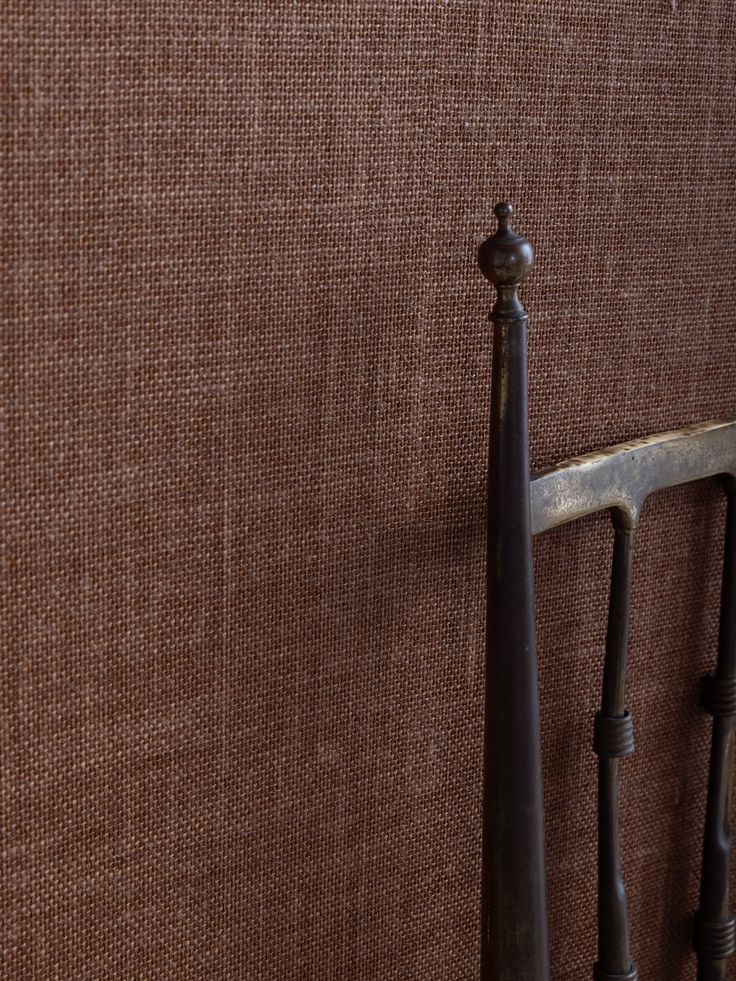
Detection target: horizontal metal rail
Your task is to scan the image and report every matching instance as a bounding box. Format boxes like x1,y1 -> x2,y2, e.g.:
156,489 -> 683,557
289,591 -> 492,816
530,420 -> 736,535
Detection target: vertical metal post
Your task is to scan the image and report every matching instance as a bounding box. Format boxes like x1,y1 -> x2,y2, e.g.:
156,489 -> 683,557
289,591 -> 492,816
594,518 -> 637,981
479,202 -> 549,981
694,478 -> 736,980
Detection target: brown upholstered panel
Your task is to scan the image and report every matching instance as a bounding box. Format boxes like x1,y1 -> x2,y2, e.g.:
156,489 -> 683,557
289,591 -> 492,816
3,2 -> 735,978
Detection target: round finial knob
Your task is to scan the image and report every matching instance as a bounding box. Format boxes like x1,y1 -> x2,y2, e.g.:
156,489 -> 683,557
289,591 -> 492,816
478,201 -> 534,289
494,201 -> 513,226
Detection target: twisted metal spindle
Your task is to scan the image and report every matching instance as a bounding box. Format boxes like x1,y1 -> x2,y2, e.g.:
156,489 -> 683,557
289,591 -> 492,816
694,478 -> 736,981
594,518 -> 638,981
479,203 -> 549,981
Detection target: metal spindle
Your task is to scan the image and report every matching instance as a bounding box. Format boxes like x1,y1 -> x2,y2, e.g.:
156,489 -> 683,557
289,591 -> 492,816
594,518 -> 637,981
694,479 -> 736,980
479,203 -> 549,981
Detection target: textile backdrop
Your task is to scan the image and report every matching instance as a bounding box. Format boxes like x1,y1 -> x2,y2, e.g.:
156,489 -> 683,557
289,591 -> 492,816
4,2 -> 736,978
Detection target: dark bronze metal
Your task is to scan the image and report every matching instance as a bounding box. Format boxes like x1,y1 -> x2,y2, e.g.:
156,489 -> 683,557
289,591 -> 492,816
478,201 -> 736,980
594,520 -> 637,981
479,203 -> 549,981
694,478 -> 736,980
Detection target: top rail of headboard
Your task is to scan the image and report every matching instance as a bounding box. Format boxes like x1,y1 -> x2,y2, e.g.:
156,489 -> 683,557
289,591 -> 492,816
530,419 -> 736,534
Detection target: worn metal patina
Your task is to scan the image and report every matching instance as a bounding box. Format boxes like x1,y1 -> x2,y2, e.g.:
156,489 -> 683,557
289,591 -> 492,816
479,202 -> 736,981
530,420 -> 736,534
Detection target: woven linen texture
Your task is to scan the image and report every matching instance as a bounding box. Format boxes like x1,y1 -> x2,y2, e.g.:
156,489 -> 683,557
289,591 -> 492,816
3,1 -> 736,978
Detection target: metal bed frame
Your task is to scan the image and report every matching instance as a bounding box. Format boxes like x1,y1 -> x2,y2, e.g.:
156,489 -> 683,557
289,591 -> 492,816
479,203 -> 736,981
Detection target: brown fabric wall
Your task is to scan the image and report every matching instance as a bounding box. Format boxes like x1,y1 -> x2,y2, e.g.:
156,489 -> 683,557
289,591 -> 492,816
3,2 -> 735,978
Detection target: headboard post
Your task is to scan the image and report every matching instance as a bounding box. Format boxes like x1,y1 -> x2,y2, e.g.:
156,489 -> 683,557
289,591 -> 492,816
478,203 -> 549,981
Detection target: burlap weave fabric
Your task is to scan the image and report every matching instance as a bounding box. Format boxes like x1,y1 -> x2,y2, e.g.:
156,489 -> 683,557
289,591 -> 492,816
3,2 -> 735,978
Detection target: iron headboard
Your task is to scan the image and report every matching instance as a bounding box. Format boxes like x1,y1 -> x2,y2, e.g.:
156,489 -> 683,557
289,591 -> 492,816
478,203 -> 736,981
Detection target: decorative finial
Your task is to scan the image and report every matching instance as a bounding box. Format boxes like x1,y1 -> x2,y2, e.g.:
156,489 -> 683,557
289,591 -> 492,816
494,200 -> 513,229
478,202 -> 534,321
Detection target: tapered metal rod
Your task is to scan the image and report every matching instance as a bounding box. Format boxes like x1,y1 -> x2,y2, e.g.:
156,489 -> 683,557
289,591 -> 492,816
479,203 -> 549,981
594,519 -> 637,981
694,479 -> 736,980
